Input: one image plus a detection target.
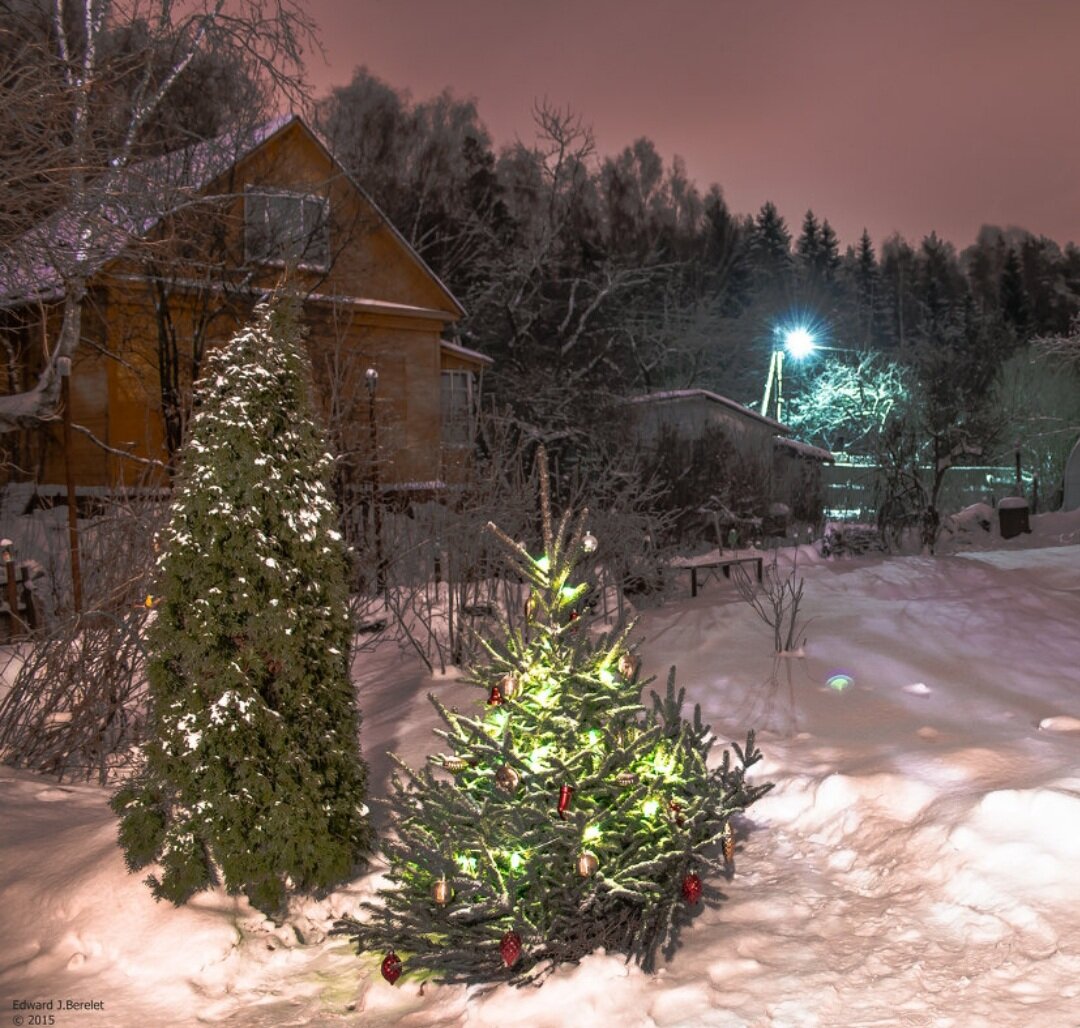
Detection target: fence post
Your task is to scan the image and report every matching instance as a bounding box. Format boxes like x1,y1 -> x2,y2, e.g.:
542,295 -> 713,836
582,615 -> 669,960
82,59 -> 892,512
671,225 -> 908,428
2,540 -> 22,638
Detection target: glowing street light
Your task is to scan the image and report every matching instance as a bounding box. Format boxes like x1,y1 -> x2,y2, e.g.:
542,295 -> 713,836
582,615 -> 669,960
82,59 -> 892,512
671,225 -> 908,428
784,327 -> 817,359
760,326 -> 817,423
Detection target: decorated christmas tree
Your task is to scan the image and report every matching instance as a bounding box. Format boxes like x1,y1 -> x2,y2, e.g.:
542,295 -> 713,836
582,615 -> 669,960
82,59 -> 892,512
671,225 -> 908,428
334,452 -> 771,984
112,299 -> 373,915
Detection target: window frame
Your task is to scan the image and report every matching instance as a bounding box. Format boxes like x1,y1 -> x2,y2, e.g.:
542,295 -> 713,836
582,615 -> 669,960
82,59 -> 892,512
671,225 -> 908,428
244,186 -> 331,270
440,369 -> 477,448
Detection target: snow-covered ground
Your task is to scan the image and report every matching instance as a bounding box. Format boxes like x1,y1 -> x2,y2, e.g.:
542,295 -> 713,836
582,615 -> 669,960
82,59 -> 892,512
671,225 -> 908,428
2,512 -> 1079,1027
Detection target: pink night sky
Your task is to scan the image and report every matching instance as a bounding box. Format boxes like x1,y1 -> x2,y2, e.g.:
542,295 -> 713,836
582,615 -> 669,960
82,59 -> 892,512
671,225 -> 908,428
302,0 -> 1080,254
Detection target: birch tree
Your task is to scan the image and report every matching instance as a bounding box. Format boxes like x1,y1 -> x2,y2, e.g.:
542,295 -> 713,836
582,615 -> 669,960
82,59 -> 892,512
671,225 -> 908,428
0,0 -> 317,434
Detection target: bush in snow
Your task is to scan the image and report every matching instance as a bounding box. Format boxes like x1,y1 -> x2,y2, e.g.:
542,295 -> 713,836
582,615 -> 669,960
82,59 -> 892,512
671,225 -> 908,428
112,299 -> 373,915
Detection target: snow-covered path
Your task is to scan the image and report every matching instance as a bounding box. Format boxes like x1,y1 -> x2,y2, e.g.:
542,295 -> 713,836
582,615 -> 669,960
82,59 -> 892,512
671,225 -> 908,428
2,543 -> 1079,1026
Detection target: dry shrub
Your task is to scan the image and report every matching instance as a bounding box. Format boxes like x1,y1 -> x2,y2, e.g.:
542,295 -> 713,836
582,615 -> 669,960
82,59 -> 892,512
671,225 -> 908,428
0,488 -> 163,783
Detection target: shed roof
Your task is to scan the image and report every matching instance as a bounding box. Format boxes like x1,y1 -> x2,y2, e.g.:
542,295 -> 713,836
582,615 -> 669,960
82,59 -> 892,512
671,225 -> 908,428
625,388 -> 791,435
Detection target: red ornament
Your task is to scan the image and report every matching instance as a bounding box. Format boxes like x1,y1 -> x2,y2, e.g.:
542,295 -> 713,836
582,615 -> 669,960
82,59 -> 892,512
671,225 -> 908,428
569,609 -> 580,622
500,929 -> 523,967
681,872 -> 703,905
381,949 -> 403,984
557,784 -> 574,820
488,682 -> 504,705
669,800 -> 685,827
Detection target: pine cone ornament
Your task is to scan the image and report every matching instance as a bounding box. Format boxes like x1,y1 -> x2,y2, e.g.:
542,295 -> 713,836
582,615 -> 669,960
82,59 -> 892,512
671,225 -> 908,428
723,821 -> 735,867
494,764 -> 521,792
576,850 -> 599,877
431,878 -> 453,906
381,949 -> 403,984
500,929 -> 523,968
499,673 -> 520,700
681,872 -> 703,904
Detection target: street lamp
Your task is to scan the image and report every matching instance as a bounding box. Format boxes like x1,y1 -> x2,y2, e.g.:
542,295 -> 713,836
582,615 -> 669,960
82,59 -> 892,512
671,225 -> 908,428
365,367 -> 385,593
760,326 -> 817,423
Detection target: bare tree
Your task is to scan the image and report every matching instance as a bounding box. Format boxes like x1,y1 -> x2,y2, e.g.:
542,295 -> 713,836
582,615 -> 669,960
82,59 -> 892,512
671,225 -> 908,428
1034,316 -> 1080,370
731,551 -> 808,655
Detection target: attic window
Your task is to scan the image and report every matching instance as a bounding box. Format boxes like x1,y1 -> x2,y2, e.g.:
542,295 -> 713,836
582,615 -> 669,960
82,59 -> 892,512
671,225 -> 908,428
245,188 -> 330,269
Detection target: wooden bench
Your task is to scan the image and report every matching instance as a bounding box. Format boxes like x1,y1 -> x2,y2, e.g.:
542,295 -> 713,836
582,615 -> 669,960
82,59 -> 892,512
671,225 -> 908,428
675,554 -> 764,597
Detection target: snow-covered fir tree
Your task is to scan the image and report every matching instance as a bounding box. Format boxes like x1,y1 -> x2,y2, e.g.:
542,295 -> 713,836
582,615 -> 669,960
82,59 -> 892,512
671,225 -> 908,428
112,299 -> 373,915
334,451 -> 771,984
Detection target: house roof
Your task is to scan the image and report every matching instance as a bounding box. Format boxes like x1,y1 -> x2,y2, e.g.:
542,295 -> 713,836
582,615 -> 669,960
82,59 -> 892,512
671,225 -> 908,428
625,388 -> 791,435
0,114 -> 466,319
440,338 -> 493,366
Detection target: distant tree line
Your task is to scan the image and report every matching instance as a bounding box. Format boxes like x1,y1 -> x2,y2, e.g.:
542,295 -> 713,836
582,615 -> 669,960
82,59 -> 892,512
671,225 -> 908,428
316,68 -> 1080,533
316,71 -> 1079,415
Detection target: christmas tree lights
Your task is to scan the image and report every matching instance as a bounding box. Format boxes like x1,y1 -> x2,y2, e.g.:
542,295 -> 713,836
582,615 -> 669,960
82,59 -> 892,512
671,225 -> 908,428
334,449 -> 770,984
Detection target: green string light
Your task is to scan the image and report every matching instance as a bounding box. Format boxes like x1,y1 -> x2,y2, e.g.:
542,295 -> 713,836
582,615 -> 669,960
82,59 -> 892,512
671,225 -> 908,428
455,853 -> 478,875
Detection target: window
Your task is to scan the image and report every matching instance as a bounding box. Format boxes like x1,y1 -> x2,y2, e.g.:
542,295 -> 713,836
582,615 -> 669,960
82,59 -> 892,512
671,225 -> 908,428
441,370 -> 476,447
245,188 -> 330,268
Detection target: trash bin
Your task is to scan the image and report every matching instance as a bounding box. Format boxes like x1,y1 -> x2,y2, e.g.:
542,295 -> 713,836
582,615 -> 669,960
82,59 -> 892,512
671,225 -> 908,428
998,496 -> 1030,539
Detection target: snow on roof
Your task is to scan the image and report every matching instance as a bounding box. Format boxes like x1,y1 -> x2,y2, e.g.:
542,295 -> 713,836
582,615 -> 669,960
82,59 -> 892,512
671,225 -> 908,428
304,292 -> 458,322
774,435 -> 835,462
0,116 -> 294,304
625,388 -> 790,433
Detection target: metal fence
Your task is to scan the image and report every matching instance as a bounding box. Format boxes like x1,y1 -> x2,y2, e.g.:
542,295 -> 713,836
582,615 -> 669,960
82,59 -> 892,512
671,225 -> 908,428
822,459 -> 1023,521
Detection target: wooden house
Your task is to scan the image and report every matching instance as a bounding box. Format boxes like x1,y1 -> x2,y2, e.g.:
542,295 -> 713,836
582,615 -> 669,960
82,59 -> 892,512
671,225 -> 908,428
0,115 -> 489,505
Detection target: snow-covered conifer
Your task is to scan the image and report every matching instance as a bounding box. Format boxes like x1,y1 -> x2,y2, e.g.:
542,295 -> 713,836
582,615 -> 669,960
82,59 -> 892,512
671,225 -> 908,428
113,299 -> 372,914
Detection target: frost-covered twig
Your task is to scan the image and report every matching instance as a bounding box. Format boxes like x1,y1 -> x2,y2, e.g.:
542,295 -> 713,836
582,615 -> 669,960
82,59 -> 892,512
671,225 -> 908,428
731,551 -> 807,654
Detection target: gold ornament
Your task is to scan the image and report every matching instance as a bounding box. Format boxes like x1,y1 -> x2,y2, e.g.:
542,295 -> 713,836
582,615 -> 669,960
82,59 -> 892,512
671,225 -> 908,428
432,878 -> 453,906
615,771 -> 639,787
618,653 -> 641,680
495,764 -> 521,792
499,673 -> 520,700
576,850 -> 599,877
722,821 -> 735,866
443,756 -> 468,773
